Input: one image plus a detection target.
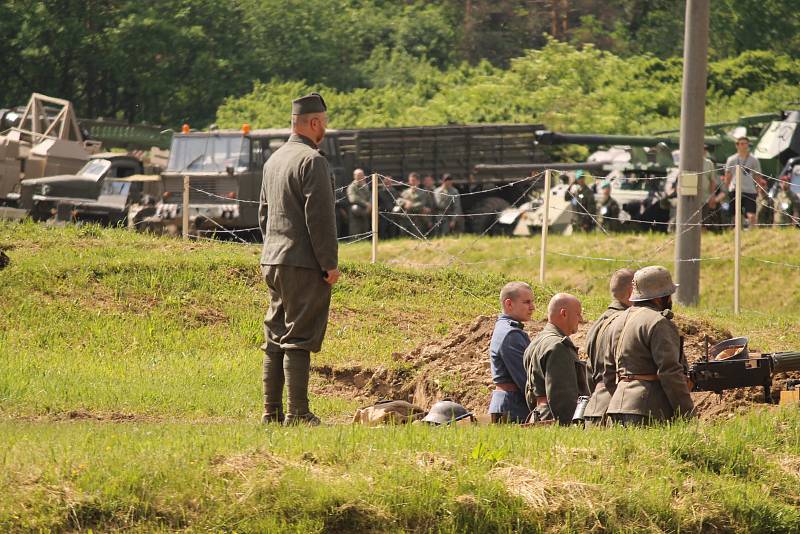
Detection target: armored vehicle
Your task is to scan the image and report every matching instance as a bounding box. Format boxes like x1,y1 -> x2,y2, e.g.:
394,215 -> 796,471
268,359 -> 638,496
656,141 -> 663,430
0,93 -> 101,203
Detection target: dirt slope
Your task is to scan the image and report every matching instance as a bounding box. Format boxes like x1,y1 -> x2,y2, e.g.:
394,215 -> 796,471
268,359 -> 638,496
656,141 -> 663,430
313,313 -> 798,420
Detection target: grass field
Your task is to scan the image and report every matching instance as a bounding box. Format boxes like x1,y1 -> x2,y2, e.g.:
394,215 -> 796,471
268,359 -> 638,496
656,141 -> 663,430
1,221 -> 800,532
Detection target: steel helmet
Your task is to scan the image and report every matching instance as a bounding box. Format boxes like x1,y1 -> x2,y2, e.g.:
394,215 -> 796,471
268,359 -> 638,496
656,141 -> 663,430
421,400 -> 472,425
629,265 -> 678,302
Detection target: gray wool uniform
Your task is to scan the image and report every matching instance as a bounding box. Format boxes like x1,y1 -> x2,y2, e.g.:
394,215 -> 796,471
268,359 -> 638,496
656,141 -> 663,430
524,323 -> 590,425
602,305 -> 695,423
259,133 -> 338,354
582,300 -> 627,423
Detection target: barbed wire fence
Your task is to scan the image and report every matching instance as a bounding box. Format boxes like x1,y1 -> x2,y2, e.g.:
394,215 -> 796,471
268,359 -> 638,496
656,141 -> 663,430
178,165 -> 800,315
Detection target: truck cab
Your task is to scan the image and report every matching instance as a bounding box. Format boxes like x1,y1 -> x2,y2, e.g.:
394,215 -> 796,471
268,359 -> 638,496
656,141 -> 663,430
156,127 -> 348,236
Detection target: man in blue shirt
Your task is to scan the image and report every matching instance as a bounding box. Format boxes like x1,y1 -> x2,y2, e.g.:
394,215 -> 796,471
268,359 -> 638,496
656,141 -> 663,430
488,281 -> 535,423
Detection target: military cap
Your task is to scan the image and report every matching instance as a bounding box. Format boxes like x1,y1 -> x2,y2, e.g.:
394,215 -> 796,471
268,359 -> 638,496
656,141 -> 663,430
630,265 -> 678,302
575,170 -> 586,181
600,180 -> 612,189
292,92 -> 327,115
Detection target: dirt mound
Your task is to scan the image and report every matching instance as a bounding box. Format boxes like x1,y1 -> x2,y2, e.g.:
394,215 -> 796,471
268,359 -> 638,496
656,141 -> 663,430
314,313 -> 795,420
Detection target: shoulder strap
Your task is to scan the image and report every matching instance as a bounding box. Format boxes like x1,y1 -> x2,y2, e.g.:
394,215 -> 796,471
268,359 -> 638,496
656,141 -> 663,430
614,307 -> 645,365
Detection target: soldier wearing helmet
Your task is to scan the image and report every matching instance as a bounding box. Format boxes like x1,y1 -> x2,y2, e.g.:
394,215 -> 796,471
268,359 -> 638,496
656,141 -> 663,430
602,266 -> 694,426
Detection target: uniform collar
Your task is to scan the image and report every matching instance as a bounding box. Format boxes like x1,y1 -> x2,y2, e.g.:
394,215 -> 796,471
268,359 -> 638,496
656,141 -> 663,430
608,299 -> 628,311
544,322 -> 566,337
544,322 -> 575,348
289,133 -> 319,150
499,313 -> 524,328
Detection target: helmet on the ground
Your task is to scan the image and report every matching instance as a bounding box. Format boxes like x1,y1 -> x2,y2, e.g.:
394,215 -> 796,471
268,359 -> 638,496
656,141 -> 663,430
630,265 -> 678,302
421,400 -> 472,425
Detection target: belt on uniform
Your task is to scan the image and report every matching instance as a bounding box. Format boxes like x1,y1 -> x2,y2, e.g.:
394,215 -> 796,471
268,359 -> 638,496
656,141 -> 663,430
535,395 -> 548,406
494,382 -> 519,392
619,374 -> 659,382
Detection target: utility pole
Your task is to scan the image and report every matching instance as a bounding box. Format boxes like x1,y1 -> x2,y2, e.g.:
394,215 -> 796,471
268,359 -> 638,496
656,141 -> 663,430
674,0 -> 710,306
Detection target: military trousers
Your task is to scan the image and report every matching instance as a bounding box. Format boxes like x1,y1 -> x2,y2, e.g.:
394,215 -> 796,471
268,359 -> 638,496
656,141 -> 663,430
488,390 -> 529,424
261,264 -> 332,354
349,213 -> 371,237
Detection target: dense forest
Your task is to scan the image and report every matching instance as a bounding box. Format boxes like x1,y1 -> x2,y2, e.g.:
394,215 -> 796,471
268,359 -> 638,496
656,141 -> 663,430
2,0 -> 800,132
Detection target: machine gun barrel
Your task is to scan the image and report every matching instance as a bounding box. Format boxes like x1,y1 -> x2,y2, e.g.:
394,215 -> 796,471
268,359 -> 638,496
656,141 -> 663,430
768,352 -> 800,374
689,350 -> 800,402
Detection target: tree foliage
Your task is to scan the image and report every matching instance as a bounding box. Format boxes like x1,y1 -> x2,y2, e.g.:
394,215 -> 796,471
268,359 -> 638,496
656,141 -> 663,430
218,40 -> 800,134
2,0 -> 799,128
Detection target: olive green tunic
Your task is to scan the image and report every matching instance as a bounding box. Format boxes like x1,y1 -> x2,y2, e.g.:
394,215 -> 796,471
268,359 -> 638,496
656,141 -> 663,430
582,300 -> 627,420
564,183 -> 597,232
524,323 -> 590,425
346,180 -> 371,235
597,196 -> 621,232
602,305 -> 694,422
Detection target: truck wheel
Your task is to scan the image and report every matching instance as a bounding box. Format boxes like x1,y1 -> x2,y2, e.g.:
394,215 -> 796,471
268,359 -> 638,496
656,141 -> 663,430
467,197 -> 510,235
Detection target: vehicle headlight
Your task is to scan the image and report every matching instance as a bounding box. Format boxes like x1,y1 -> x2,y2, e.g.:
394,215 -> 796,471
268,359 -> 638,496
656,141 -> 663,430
39,185 -> 51,195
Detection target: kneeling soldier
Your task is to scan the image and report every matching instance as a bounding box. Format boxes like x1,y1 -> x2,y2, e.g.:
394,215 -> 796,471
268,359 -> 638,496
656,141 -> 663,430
488,282 -> 534,423
582,268 -> 635,427
603,266 -> 694,426
524,293 -> 590,425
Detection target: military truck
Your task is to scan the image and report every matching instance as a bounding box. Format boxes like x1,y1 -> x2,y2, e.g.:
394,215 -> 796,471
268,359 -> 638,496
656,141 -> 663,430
153,126 -> 349,236
17,153 -> 158,225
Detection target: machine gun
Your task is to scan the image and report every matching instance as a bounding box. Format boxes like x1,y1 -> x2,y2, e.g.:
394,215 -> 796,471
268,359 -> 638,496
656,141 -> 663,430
689,337 -> 800,403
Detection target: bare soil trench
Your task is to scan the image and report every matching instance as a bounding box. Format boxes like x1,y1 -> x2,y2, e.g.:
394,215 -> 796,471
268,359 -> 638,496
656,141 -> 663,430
312,314 -> 799,421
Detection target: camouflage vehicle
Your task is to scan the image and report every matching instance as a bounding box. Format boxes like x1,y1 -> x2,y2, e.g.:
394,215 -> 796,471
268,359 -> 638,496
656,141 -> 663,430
17,153 -> 159,225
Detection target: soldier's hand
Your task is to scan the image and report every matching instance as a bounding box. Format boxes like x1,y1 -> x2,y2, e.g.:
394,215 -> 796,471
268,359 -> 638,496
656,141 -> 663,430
324,268 -> 341,285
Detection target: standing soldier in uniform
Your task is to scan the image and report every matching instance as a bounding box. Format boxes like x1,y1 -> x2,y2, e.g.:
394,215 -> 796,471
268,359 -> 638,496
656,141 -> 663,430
582,268 -> 635,427
421,174 -> 439,235
754,176 -> 774,227
602,266 -> 694,426
396,172 -> 428,237
564,170 -> 597,232
523,293 -> 590,425
596,180 -> 621,232
435,174 -> 464,236
773,174 -> 799,226
378,174 -> 399,239
346,168 -> 371,236
258,93 -> 340,426
488,282 -> 534,423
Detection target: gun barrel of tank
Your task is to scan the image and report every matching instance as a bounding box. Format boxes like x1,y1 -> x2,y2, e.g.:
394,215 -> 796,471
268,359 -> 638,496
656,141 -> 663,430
534,130 -> 721,148
769,352 -> 800,374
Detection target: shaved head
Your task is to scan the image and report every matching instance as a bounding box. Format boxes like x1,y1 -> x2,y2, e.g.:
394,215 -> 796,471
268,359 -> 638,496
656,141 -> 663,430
547,292 -> 582,336
609,268 -> 635,306
500,281 -> 534,322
